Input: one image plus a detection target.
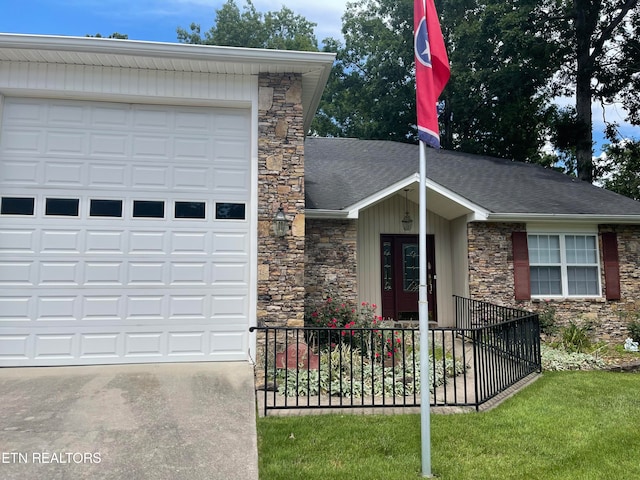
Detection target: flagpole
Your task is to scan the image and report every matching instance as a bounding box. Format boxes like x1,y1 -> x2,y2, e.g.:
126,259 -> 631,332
418,139 -> 432,478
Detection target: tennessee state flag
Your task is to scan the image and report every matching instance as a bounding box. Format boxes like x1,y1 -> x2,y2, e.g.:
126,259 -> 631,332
414,0 -> 450,148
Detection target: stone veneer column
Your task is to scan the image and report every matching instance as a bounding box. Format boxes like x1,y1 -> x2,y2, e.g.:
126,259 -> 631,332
257,73 -> 305,328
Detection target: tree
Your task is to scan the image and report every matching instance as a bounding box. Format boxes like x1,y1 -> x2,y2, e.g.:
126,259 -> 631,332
86,33 -> 128,39
599,139 -> 640,199
176,0 -> 319,51
439,0 -> 563,163
546,0 -> 640,182
312,0 -> 416,142
313,0 -> 562,165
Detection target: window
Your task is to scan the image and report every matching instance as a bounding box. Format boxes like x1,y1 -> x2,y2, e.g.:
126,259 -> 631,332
215,203 -> 246,220
175,201 -> 206,219
1,197 -> 35,215
45,198 -> 79,216
528,233 -> 600,297
133,200 -> 164,218
90,199 -> 123,217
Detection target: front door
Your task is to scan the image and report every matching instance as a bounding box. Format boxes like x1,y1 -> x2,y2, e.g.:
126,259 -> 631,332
381,235 -> 437,323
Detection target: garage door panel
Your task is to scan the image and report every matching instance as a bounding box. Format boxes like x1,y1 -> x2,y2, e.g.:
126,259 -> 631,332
36,296 -> 80,320
1,326 -> 248,365
129,231 -> 167,253
40,261 -> 81,285
45,131 -> 86,156
173,166 -> 210,190
171,262 -> 208,285
0,229 -> 37,252
83,296 -> 123,319
88,163 -> 127,187
0,98 -> 252,366
2,128 -> 42,154
0,297 -> 32,320
0,261 -> 34,285
84,261 -> 125,285
86,231 -> 126,253
212,262 -> 249,285
45,161 -> 84,185
80,333 -> 121,359
0,160 -> 39,184
91,105 -> 130,128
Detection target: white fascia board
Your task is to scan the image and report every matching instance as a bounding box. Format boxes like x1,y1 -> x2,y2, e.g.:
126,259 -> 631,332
340,175 -> 492,220
0,33 -> 336,72
487,213 -> 640,225
343,175 -> 419,218
424,178 -> 491,221
305,209 -> 350,219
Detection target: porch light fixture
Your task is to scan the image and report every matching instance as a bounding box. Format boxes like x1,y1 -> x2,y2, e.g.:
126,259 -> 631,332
272,204 -> 289,237
401,189 -> 413,231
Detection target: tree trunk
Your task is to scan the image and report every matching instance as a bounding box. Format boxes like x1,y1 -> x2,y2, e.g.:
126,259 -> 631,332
575,0 -> 595,183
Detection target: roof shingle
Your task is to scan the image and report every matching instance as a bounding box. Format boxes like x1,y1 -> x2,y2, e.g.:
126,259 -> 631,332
304,137 -> 640,216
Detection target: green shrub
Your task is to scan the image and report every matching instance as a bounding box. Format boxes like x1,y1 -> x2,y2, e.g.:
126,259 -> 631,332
541,345 -> 605,371
560,321 -> 593,353
627,316 -> 640,343
537,301 -> 559,336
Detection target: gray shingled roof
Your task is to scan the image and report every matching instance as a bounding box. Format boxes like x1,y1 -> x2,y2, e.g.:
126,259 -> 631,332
304,137 -> 640,216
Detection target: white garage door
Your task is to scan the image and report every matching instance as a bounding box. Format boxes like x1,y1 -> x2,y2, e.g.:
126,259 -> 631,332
0,98 -> 252,365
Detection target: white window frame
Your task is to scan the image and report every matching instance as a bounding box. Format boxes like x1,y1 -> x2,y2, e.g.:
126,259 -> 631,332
527,226 -> 601,299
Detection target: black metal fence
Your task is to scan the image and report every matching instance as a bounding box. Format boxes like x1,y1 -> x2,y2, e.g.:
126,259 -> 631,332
251,297 -> 541,416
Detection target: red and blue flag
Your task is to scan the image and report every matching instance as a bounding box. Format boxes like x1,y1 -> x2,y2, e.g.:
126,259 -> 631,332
414,0 -> 450,148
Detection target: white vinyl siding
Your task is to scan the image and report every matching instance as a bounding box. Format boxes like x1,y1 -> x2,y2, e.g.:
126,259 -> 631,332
357,193 -> 455,326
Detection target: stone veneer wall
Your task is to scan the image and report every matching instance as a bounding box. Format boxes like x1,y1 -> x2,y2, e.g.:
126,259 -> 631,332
467,222 -> 640,342
257,73 -> 306,328
304,219 -> 358,311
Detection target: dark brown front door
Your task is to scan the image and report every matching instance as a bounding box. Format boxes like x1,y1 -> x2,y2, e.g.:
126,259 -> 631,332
381,234 -> 437,322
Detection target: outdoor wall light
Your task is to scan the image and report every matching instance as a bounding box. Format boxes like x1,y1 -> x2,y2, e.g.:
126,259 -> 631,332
401,189 -> 413,231
272,204 -> 289,237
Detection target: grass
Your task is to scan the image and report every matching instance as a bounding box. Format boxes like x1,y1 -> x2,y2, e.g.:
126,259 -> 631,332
257,371 -> 640,480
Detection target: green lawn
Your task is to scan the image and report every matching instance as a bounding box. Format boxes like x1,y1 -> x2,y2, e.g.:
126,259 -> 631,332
257,371 -> 640,480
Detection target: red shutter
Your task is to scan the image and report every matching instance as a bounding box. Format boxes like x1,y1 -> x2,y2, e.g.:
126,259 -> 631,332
512,232 -> 531,300
601,232 -> 621,301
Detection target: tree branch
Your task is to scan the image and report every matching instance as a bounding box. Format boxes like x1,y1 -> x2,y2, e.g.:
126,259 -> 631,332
590,0 -> 638,63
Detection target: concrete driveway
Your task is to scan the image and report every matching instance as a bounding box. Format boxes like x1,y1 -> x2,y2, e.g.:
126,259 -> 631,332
0,362 -> 258,480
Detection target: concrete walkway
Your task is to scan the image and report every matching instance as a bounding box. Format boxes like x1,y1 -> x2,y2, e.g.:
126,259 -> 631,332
0,362 -> 258,480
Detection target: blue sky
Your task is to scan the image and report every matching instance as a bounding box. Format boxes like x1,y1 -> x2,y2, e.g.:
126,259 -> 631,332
0,0 -> 346,44
1,0 -> 638,154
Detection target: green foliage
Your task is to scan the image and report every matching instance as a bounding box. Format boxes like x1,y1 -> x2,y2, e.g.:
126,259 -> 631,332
626,314 -> 640,343
440,0 -> 562,164
273,339 -> 465,398
311,0 -> 416,142
560,320 -> 593,354
537,301 -> 559,336
599,139 -> 640,200
540,345 -> 605,371
86,33 -> 128,39
176,0 -> 318,51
